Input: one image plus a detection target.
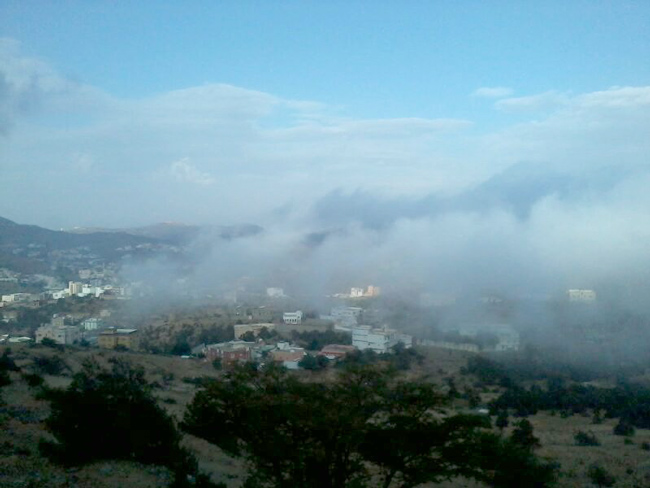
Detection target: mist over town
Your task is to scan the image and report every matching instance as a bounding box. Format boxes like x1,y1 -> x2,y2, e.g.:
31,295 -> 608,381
2,3 -> 650,487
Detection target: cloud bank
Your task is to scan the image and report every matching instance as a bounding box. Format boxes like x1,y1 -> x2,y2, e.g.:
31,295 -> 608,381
2,39 -> 650,302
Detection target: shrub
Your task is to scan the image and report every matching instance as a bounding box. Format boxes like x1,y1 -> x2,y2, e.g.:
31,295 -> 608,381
32,355 -> 69,376
510,419 -> 541,450
641,441 -> 650,451
23,373 -> 44,388
587,464 -> 616,487
574,430 -> 600,446
40,358 -> 223,486
613,419 -> 635,437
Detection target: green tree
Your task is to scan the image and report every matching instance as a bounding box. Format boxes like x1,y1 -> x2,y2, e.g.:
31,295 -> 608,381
510,419 -> 541,450
587,464 -> 616,487
182,364 -> 557,488
40,357 -> 205,485
496,410 -> 509,432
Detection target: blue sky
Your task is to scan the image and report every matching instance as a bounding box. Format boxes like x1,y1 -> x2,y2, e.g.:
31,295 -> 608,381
1,1 -> 649,231
3,1 -> 649,121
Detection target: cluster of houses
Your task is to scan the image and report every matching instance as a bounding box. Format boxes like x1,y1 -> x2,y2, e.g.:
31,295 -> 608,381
33,314 -> 139,350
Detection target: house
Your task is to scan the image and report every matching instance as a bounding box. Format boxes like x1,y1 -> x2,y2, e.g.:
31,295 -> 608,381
350,287 -> 364,298
202,341 -> 255,366
323,306 -> 363,327
81,317 -> 103,331
234,323 -> 275,340
567,289 -> 597,303
98,328 -> 139,350
352,326 -> 412,353
269,344 -> 306,369
317,344 -> 357,360
266,288 -> 285,298
283,311 -> 303,325
35,324 -> 81,345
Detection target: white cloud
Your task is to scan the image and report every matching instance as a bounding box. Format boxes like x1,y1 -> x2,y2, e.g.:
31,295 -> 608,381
471,86 -> 513,98
169,158 -> 215,186
495,91 -> 569,113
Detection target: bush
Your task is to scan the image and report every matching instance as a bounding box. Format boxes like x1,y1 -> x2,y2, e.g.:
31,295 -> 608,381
641,441 -> 650,451
510,419 -> 541,450
32,355 -> 69,376
40,359 -> 187,470
587,464 -> 616,487
23,373 -> 44,388
613,419 -> 635,437
574,430 -> 600,446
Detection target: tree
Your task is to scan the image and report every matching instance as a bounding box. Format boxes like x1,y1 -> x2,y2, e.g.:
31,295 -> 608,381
510,419 -> 540,451
182,364 -> 557,488
496,410 -> 509,432
613,418 -> 635,436
240,331 -> 256,342
299,354 -> 328,371
40,357 -> 202,485
587,464 -> 616,487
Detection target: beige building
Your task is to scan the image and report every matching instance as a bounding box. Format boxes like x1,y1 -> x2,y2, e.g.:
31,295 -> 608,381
35,324 -> 81,345
98,328 -> 139,350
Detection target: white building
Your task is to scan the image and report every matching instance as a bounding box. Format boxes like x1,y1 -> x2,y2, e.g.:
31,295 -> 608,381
1,293 -> 35,303
283,311 -> 303,325
325,306 -> 363,326
567,289 -> 597,303
35,324 -> 81,345
352,326 -> 412,353
266,288 -> 285,298
81,317 -> 103,331
68,281 -> 83,296
350,287 -> 365,298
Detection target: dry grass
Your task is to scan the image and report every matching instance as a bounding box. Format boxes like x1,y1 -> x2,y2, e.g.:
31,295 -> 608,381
4,343 -> 650,487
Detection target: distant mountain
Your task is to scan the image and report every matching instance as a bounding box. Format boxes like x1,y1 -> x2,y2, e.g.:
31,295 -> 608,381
0,217 -> 159,252
67,222 -> 263,246
311,162 -> 644,228
0,216 -> 265,274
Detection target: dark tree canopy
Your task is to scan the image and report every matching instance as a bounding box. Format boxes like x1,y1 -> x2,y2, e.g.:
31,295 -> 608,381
40,357 -> 199,483
182,364 -> 557,488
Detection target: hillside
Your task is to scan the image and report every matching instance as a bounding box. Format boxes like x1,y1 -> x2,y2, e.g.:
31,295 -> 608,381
2,343 -> 650,487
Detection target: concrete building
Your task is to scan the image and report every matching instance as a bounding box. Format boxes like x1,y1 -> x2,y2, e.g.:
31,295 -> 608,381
317,344 -> 357,360
1,293 -> 35,303
269,343 -> 306,369
567,289 -> 597,303
51,315 -> 66,327
365,286 -> 381,297
68,281 -> 83,296
324,306 -> 363,326
81,317 -> 103,331
350,287 -> 365,298
35,324 -> 81,345
352,326 -> 412,353
233,323 -> 275,340
202,341 -> 255,366
266,288 -> 285,298
283,311 -> 303,325
98,328 -> 139,350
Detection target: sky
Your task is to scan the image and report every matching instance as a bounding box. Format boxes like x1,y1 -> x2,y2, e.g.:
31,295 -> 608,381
1,1 -> 650,298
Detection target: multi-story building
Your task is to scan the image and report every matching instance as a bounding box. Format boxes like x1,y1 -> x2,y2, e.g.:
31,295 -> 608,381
350,287 -> 365,298
68,281 -> 83,296
98,328 -> 139,350
567,289 -> 597,303
283,311 -> 303,325
266,288 -> 285,298
81,317 -> 103,330
35,324 -> 81,345
202,341 -> 255,366
352,326 -> 412,354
